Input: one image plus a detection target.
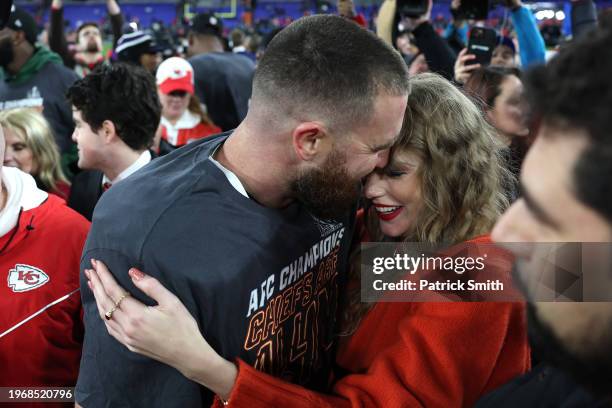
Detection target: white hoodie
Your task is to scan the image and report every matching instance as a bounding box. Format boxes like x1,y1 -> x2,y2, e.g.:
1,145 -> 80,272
0,167 -> 48,237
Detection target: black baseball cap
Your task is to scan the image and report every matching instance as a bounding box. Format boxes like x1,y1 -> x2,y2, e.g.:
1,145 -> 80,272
5,5 -> 38,45
190,12 -> 223,39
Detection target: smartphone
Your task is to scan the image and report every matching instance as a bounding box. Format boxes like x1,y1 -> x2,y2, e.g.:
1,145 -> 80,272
466,27 -> 497,66
457,0 -> 489,20
397,0 -> 428,18
0,1 -> 12,30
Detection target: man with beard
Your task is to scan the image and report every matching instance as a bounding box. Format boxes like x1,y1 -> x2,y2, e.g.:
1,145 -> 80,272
75,15 -> 409,408
0,6 -> 77,155
49,0 -> 123,78
476,28 -> 612,407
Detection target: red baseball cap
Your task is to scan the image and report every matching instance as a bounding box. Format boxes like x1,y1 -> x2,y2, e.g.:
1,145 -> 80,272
155,57 -> 195,95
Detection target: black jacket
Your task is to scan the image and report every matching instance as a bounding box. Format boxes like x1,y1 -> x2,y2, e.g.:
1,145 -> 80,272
67,170 -> 103,221
475,364 -> 611,408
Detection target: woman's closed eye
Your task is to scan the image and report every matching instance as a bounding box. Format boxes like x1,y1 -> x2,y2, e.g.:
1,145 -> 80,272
385,169 -> 407,178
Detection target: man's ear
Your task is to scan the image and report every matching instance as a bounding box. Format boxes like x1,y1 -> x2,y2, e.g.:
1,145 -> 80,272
101,120 -> 118,144
292,122 -> 329,162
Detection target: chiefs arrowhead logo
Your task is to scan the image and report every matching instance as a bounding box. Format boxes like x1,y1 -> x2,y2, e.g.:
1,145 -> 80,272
7,264 -> 50,292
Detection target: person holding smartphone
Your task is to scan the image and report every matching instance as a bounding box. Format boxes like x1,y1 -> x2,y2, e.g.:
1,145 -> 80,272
454,0 -> 546,84
377,0 -> 457,80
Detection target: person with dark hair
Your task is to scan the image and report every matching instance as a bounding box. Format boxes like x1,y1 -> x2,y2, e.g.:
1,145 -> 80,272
463,66 -> 530,195
453,0 -> 546,84
66,63 -> 161,221
115,30 -> 161,74
49,0 -> 123,77
0,6 -> 78,155
74,15 -> 409,407
187,12 -> 255,131
474,28 -> 612,407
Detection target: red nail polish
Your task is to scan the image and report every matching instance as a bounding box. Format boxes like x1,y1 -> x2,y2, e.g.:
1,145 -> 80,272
129,268 -> 145,281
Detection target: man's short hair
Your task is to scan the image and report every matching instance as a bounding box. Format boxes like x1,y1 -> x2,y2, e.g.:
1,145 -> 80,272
76,22 -> 100,40
66,63 -> 161,151
524,28 -> 612,222
252,15 -> 409,131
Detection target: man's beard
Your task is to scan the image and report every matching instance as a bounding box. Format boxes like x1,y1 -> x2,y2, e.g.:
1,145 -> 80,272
290,149 -> 361,221
513,264 -> 612,398
0,37 -> 14,68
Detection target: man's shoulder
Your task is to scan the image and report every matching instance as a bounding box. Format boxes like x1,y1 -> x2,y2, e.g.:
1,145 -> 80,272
189,52 -> 255,71
73,169 -> 103,184
38,60 -> 79,85
93,134 -> 228,229
70,170 -> 103,200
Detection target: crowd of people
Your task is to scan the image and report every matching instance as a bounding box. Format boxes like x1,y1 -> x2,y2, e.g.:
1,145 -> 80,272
1,0 -> 611,407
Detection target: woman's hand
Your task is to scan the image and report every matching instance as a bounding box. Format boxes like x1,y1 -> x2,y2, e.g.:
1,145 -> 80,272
454,48 -> 481,84
85,259 -> 237,400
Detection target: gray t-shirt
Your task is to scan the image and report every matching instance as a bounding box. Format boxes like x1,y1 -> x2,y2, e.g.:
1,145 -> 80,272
76,133 -> 356,407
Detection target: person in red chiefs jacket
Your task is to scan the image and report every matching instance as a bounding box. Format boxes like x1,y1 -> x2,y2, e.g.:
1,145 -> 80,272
0,126 -> 89,407
155,57 -> 221,156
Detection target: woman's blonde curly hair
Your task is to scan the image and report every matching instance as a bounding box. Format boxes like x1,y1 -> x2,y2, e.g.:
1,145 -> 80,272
340,73 -> 513,335
369,73 -> 511,244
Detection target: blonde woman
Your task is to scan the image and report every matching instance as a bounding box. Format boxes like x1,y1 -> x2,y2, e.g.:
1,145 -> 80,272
85,74 -> 529,407
0,108 -> 70,199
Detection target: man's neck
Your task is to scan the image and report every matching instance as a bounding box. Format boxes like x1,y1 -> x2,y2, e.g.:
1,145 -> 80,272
76,51 -> 103,65
190,36 -> 224,57
101,148 -> 145,183
215,126 -> 293,208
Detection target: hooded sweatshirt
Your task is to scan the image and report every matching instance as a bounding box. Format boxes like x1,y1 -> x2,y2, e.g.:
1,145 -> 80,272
0,47 -> 78,154
0,167 -> 89,406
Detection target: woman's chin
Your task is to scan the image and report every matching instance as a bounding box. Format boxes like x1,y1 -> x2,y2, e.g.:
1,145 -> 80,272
380,223 -> 405,239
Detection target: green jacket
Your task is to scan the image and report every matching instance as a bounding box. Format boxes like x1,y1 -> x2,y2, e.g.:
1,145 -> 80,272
1,47 -> 64,86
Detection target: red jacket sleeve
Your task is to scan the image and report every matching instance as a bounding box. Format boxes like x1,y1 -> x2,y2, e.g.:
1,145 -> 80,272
213,301 -> 529,407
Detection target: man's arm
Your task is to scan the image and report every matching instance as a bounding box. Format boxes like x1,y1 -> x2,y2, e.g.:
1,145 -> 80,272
107,0 -> 124,50
49,0 -> 75,68
76,248 -> 204,408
